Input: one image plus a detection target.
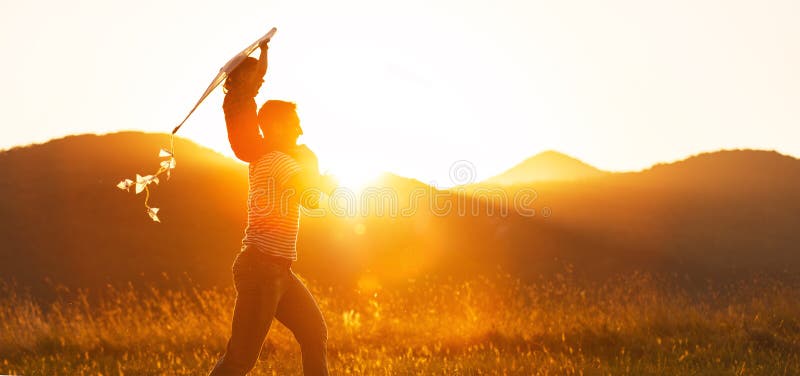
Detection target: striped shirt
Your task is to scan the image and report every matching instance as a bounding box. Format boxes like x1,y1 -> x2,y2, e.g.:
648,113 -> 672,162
242,150 -> 302,260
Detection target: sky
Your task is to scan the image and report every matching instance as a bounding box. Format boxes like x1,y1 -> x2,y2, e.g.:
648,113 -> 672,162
0,0 -> 798,187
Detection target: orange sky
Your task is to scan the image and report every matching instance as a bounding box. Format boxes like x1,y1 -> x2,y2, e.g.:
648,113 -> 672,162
1,0 -> 798,186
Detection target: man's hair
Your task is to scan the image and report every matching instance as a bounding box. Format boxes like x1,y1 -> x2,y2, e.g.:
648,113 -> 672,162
258,100 -> 298,135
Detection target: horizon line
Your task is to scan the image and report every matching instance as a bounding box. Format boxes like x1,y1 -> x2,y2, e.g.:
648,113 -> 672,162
3,130 -> 799,179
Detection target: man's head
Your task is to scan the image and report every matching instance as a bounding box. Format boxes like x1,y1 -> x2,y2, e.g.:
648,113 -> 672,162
258,100 -> 302,146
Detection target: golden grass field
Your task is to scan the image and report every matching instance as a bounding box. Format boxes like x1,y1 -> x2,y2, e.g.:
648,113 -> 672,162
2,272 -> 799,375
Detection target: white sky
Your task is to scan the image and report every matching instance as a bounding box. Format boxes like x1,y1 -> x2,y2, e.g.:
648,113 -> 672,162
1,0 -> 798,186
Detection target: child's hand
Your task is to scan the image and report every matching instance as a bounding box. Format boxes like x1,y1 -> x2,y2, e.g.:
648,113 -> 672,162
257,39 -> 270,77
293,145 -> 319,173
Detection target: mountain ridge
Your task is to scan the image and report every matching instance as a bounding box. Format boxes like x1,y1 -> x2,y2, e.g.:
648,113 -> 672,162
6,132 -> 796,185
2,132 -> 799,298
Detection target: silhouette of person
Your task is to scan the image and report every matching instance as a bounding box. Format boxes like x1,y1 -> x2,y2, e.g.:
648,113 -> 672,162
210,38 -> 334,376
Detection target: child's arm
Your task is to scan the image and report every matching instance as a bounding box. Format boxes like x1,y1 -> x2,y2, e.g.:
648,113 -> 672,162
222,41 -> 270,163
256,39 -> 269,80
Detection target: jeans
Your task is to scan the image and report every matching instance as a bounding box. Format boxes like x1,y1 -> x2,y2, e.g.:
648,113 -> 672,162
209,246 -> 328,376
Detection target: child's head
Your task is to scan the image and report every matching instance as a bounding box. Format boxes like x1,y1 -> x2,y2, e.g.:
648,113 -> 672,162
223,57 -> 262,96
258,100 -> 302,146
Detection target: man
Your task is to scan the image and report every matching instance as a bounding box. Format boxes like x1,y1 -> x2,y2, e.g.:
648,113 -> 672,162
210,39 -> 334,376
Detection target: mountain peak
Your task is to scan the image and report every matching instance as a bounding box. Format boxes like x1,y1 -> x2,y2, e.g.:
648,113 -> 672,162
532,150 -> 573,159
482,150 -> 607,185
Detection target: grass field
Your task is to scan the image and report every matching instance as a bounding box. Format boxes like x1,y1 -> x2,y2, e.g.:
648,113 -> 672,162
2,272 -> 799,375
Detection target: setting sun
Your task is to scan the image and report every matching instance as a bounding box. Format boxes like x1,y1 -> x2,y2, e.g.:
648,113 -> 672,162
328,165 -> 380,191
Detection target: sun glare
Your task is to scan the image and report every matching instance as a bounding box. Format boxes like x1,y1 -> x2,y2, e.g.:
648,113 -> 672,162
330,167 -> 379,191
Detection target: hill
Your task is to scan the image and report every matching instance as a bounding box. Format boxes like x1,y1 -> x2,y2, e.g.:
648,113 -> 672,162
1,134 -> 799,298
0,132 -> 249,296
483,149 -> 800,278
482,150 -> 608,185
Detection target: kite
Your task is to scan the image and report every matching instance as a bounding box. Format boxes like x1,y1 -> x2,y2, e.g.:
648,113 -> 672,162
171,27 -> 277,135
117,27 -> 278,222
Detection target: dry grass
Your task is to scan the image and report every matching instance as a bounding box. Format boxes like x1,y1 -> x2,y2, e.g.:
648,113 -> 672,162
1,272 -> 799,375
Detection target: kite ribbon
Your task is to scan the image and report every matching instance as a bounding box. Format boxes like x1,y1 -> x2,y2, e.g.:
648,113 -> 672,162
171,27 -> 277,135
